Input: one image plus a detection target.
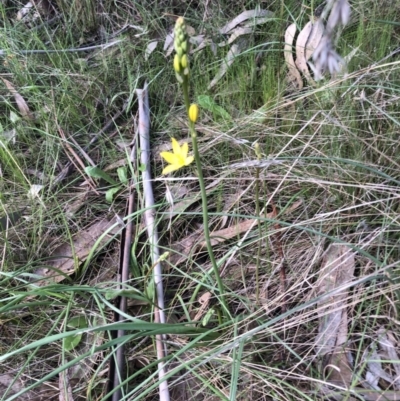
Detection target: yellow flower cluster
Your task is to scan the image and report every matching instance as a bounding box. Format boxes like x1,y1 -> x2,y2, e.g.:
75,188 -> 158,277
173,17 -> 190,83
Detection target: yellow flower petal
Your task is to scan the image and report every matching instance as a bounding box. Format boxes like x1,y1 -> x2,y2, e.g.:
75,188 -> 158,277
180,142 -> 189,158
160,151 -> 178,165
162,164 -> 181,175
171,137 -> 181,155
185,155 -> 194,166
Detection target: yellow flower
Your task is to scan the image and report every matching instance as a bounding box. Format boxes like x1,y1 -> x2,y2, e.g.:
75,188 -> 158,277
160,138 -> 194,175
188,103 -> 199,123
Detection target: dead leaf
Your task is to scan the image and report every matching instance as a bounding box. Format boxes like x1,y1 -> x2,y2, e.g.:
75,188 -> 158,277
33,218 -> 120,286
192,292 -> 211,322
219,9 -> 274,34
0,373 -> 59,400
284,24 -> 303,90
217,13 -> 274,47
305,20 -> 324,61
163,29 -> 174,55
314,244 -> 355,388
295,21 -> 314,82
59,371 -> 74,401
27,184 -> 44,200
16,1 -> 40,23
1,78 -> 34,120
360,329 -> 400,392
377,328 -> 400,389
169,200 -> 302,266
145,40 -> 158,60
189,34 -> 209,54
295,20 -> 323,85
315,244 -> 355,355
218,26 -> 252,47
64,191 -> 89,218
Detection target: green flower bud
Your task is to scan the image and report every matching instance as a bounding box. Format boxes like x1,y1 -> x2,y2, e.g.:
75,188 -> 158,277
175,17 -> 184,29
175,72 -> 183,84
181,41 -> 188,53
174,54 -> 181,72
181,54 -> 188,68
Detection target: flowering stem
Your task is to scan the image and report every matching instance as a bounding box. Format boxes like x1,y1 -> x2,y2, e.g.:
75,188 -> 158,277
182,85 -> 228,318
190,126 -> 228,318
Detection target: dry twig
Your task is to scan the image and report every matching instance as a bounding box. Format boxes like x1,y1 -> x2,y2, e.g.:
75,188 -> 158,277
136,83 -> 170,401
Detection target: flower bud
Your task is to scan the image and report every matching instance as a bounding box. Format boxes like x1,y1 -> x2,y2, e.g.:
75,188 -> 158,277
174,54 -> 181,72
188,103 -> 199,123
175,72 -> 183,84
181,54 -> 188,68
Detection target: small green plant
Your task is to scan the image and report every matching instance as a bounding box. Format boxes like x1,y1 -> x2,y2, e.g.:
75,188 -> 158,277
85,165 -> 128,202
63,315 -> 87,352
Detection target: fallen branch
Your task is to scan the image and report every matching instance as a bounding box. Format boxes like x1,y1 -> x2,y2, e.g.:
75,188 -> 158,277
136,83 -> 170,401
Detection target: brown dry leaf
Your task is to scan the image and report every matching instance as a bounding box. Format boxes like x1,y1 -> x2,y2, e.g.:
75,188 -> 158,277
59,371 -> 74,401
305,20 -> 324,61
218,13 -> 274,47
219,26 -> 252,47
219,9 -> 274,34
295,21 -> 313,82
203,219 -> 256,247
1,78 -> 34,120
284,23 -> 303,90
169,200 -> 301,266
0,373 -> 34,400
64,191 -> 89,218
377,328 -> 400,388
33,218 -> 119,286
295,20 -> 324,85
314,244 -> 355,389
169,220 -> 257,266
0,373 -> 59,400
145,40 -> 158,60
360,328 -> 400,392
192,292 -> 212,322
163,29 -> 174,55
16,1 -> 40,23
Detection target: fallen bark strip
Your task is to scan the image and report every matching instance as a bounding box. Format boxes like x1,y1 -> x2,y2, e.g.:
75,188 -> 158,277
136,83 -> 170,401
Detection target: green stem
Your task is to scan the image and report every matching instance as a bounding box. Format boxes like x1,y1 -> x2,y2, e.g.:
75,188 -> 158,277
182,81 -> 228,318
189,123 -> 228,317
255,166 -> 261,304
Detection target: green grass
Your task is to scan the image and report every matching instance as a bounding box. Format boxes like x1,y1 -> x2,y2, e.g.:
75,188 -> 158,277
1,0 -> 400,400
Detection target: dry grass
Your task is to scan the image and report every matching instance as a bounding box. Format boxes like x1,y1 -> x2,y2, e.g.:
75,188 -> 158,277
0,0 -> 400,400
